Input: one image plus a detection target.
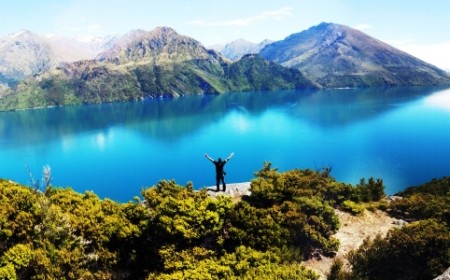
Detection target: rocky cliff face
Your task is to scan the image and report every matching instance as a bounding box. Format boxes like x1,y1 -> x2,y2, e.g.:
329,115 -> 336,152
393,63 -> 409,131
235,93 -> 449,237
434,267 -> 450,280
260,22 -> 450,87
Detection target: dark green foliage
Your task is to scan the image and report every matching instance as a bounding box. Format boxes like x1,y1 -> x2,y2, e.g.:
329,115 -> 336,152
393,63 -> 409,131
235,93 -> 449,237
339,176 -> 450,280
4,168 -> 445,279
347,220 -> 450,280
390,193 -> 450,225
0,179 -> 139,279
147,246 -> 319,280
328,258 -> 350,280
398,176 -> 450,196
389,176 -> 450,226
355,178 -> 385,202
76,66 -> 142,103
225,54 -> 318,91
249,162 -> 384,213
242,162 -> 342,258
142,180 -> 232,252
133,61 -> 225,96
226,201 -> 286,251
0,54 -> 318,111
0,180 -> 39,257
0,171 -> 325,279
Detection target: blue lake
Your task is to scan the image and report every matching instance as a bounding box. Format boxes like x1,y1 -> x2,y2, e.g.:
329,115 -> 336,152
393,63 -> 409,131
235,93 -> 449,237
1,86 -> 450,202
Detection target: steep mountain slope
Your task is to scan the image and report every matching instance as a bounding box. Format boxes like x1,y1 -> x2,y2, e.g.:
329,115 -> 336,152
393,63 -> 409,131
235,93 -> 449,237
97,27 -> 219,65
260,22 -> 450,87
0,31 -> 55,87
0,31 -> 107,88
215,38 -> 273,61
225,54 -> 317,90
46,34 -> 109,63
0,27 -> 316,110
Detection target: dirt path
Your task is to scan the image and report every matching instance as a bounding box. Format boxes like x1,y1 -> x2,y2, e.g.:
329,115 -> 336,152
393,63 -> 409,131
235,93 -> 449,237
206,184 -> 401,279
303,209 -> 400,279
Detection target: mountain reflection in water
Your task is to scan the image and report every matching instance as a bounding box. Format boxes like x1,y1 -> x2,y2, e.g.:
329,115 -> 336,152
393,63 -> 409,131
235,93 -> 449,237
0,86 -> 449,201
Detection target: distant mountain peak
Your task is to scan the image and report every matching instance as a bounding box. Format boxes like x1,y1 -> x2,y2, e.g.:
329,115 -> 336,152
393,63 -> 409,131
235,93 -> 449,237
111,26 -> 188,47
230,38 -> 251,44
216,38 -> 273,61
7,29 -> 36,39
153,26 -> 177,34
316,21 -> 334,28
96,26 -> 209,64
0,30 -> 109,87
1,22 -> 449,100
260,22 -> 450,87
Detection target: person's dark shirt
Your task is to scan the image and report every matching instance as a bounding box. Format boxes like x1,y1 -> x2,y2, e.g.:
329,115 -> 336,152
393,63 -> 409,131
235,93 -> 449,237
214,160 -> 226,176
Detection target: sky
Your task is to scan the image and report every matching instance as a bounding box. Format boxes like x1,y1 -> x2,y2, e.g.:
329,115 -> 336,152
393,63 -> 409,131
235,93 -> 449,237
1,0 -> 449,70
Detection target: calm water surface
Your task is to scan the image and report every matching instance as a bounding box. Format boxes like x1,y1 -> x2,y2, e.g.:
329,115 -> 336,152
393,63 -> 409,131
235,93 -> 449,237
1,86 -> 450,201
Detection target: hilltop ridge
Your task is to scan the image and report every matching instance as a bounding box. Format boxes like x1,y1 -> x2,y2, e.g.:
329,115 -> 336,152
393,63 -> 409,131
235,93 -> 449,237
260,22 -> 450,87
0,26 -> 316,110
1,23 -> 450,111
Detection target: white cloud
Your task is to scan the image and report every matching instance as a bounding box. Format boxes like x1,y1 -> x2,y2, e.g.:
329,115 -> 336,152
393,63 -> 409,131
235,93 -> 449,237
394,41 -> 450,71
189,7 -> 294,27
424,89 -> 450,112
353,23 -> 372,31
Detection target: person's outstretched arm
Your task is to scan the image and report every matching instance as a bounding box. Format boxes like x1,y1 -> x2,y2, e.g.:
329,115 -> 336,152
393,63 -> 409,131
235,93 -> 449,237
204,154 -> 214,162
225,152 -> 234,162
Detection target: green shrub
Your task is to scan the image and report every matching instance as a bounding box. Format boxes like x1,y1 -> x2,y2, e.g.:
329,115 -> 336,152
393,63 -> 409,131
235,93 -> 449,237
390,176 -> 450,226
341,200 -> 365,216
347,219 -> 450,280
355,178 -> 385,202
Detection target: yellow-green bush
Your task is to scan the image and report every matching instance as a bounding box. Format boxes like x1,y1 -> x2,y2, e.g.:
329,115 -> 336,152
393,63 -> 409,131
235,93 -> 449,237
341,200 -> 365,216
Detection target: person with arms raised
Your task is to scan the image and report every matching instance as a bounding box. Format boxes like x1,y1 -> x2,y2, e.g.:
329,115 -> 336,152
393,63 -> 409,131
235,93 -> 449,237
204,152 -> 234,192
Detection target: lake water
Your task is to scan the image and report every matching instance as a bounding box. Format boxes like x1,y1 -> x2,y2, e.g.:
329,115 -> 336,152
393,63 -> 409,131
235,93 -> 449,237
1,86 -> 450,201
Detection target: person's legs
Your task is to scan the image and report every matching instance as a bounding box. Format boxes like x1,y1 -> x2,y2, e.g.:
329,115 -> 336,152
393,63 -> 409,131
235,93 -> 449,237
221,176 -> 226,192
215,175 -> 220,192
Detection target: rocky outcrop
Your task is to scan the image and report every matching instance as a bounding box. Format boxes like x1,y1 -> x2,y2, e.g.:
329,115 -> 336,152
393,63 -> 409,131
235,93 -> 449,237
434,267 -> 450,280
204,182 -> 251,199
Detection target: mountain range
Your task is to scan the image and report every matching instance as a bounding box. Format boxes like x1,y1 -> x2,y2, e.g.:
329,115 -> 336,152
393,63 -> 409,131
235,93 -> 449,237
0,23 -> 449,110
0,27 -> 315,110
260,22 -> 450,88
211,38 -> 273,61
0,30 -> 110,87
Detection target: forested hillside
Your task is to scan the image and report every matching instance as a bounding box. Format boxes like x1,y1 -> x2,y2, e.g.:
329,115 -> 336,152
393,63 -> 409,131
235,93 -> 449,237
0,164 -> 448,279
329,176 -> 450,280
0,27 -> 317,111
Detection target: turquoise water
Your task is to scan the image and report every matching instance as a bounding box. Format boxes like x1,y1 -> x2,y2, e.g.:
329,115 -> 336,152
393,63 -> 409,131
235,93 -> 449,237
1,86 -> 450,201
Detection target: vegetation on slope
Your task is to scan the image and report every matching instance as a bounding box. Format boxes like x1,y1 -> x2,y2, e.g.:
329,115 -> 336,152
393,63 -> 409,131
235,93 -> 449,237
329,177 -> 450,280
1,163 -> 448,279
0,54 -> 317,111
0,25 -> 319,112
0,163 -> 389,279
